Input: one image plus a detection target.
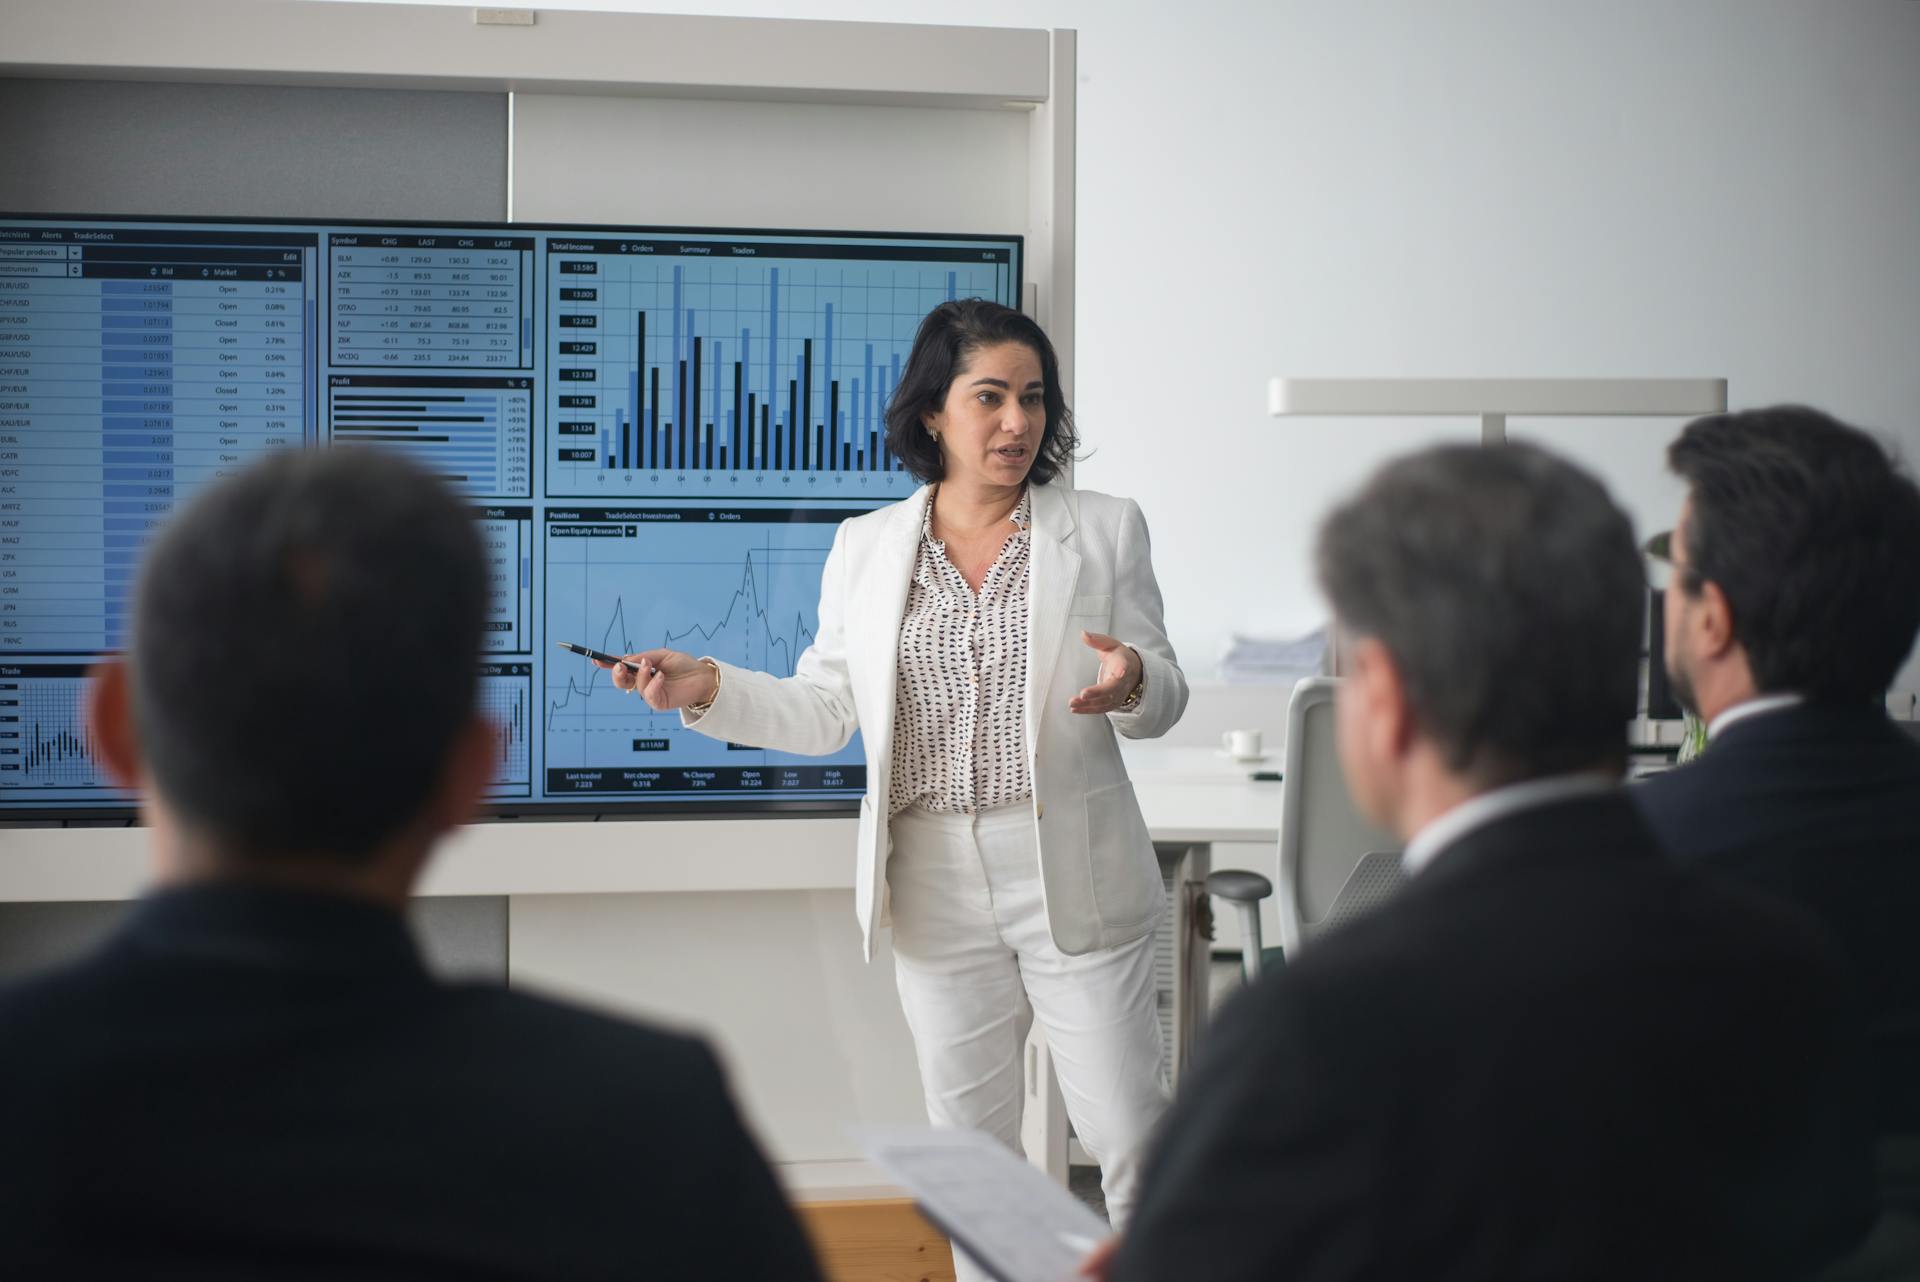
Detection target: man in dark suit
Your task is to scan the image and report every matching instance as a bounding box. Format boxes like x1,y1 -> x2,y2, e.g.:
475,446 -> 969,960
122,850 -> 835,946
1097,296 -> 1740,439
0,451 -> 822,1281
1099,444 -> 1874,1282
1633,406 -> 1920,1274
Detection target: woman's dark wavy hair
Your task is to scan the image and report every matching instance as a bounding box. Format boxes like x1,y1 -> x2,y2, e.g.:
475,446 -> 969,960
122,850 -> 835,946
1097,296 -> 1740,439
883,299 -> 1078,484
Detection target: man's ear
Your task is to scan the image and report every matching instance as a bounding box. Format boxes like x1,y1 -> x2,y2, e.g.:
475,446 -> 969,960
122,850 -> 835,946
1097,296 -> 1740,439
425,715 -> 496,838
1347,635 -> 1415,765
85,661 -> 143,789
1693,579 -> 1739,660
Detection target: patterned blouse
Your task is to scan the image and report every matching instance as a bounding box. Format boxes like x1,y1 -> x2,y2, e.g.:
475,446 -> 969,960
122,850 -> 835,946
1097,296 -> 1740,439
889,488 -> 1033,816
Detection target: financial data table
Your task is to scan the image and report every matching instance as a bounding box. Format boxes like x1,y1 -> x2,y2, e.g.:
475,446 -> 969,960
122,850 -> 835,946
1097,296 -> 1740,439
330,234 -> 534,369
0,234 -> 314,653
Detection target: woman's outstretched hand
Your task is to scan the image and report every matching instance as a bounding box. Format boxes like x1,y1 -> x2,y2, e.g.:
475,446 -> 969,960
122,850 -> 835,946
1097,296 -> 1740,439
592,649 -> 718,712
1069,631 -> 1142,715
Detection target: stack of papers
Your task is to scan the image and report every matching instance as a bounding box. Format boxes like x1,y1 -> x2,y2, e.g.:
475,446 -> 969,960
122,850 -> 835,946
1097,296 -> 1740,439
861,1127 -> 1112,1282
1220,627 -> 1328,685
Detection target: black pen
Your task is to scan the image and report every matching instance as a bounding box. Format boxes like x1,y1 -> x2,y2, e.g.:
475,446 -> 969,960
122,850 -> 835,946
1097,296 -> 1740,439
555,641 -> 641,673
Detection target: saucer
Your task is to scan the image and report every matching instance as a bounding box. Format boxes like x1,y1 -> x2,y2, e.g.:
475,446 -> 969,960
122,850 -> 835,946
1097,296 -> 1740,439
1214,749 -> 1270,764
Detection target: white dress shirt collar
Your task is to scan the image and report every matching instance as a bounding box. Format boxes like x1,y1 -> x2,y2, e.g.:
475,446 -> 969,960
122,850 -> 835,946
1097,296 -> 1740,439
1706,693 -> 1804,740
1401,772 -> 1619,877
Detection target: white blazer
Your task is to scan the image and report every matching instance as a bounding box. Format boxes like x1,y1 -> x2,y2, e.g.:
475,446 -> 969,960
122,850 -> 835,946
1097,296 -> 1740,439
686,483 -> 1188,960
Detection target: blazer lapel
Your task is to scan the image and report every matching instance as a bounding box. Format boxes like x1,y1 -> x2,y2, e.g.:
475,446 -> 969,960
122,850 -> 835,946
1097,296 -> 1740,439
1025,483 -> 1082,757
854,486 -> 930,787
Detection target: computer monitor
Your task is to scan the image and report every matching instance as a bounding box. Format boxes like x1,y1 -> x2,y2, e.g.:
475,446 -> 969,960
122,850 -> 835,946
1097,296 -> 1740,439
0,214 -> 1022,818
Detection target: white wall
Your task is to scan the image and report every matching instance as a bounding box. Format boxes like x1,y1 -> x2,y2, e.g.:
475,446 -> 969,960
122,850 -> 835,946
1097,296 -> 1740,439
324,0 -> 1920,690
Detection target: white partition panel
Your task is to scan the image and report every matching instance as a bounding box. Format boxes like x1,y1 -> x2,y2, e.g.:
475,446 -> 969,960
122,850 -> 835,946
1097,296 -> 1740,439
2,0 -> 1049,107
511,94 -> 1031,234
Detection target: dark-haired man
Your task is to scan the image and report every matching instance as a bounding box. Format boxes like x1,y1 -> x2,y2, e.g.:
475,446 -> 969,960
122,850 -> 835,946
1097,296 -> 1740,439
1635,405 -> 1920,1269
0,451 -> 822,1280
1101,443 -> 1872,1282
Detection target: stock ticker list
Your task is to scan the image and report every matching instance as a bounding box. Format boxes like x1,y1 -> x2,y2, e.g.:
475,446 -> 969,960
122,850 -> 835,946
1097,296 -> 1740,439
0,227 -> 315,656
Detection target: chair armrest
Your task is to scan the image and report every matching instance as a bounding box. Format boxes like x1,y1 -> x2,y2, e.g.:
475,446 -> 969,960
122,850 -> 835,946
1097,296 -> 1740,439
1205,870 -> 1274,904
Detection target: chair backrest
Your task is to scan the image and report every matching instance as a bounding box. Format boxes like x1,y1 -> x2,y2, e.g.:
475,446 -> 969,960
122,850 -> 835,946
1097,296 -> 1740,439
1276,678 -> 1405,954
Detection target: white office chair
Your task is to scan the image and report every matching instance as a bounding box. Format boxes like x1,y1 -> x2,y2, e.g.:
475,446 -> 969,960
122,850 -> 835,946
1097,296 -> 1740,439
1208,677 -> 1404,982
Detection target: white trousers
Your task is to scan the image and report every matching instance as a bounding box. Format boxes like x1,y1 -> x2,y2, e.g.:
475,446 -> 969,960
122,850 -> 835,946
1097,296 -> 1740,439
885,802 -> 1170,1269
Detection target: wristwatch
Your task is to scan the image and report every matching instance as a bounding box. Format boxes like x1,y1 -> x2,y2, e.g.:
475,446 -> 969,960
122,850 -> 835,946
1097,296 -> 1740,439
1119,648 -> 1145,712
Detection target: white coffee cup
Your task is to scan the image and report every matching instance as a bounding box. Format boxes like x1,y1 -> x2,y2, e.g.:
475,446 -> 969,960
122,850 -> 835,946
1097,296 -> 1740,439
1221,728 -> 1263,759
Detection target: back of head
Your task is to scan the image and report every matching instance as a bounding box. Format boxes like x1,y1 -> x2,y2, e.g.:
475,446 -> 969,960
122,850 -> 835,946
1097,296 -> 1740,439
132,449 -> 486,863
1669,405 -> 1920,702
1315,442 -> 1643,784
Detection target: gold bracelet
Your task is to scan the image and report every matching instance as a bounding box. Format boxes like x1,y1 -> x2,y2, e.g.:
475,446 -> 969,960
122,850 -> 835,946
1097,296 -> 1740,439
1119,649 -> 1145,711
687,658 -> 722,717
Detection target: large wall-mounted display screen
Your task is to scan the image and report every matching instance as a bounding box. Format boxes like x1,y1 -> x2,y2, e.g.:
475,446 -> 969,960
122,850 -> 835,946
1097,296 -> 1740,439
0,215 -> 1021,816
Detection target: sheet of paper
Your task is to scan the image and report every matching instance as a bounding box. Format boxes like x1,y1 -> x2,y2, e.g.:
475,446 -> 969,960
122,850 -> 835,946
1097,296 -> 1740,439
860,1127 -> 1113,1282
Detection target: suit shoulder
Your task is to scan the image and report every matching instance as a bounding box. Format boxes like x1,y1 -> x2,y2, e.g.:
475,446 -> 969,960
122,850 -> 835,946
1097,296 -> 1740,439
1882,723 -> 1920,772
1681,865 -> 1855,970
0,951 -> 163,1096
1628,753 -> 1739,840
839,504 -> 892,533
0,962 -> 96,1040
1213,899 -> 1416,1033
1059,489 -> 1148,548
442,985 -> 721,1082
1630,749 -> 1736,800
1628,755 -> 1706,808
1063,488 -> 1140,521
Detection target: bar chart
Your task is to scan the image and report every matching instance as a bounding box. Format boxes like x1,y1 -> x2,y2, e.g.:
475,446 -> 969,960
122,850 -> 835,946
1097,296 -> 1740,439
479,663 -> 532,798
542,235 -> 1017,498
327,375 -> 533,498
0,664 -> 128,803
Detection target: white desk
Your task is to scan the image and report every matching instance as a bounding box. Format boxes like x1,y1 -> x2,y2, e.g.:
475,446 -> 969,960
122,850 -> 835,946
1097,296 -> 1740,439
1121,744 -> 1284,843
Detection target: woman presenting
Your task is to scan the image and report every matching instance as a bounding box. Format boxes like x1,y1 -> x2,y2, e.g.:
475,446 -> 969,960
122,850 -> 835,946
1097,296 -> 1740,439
600,299 -> 1187,1242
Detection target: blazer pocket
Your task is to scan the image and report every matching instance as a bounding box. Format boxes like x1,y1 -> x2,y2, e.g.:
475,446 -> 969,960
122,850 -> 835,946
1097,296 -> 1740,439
1084,779 -> 1164,930
1069,593 -> 1112,616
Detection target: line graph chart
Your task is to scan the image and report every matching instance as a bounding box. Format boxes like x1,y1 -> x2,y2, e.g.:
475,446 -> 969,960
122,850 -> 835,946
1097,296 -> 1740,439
540,504 -> 875,798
